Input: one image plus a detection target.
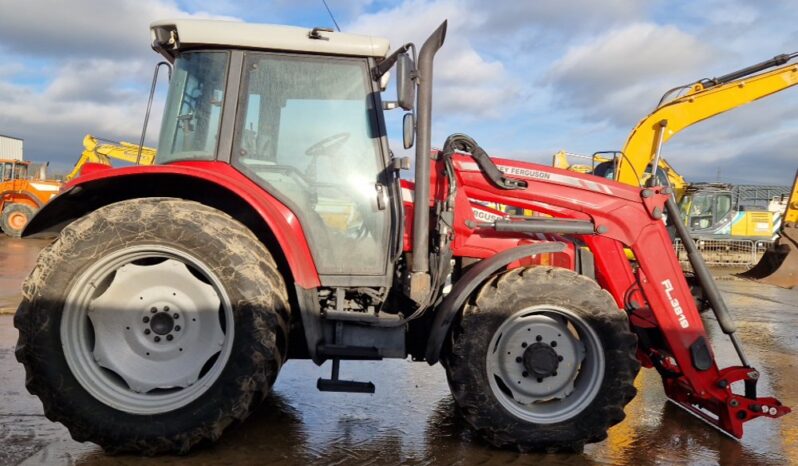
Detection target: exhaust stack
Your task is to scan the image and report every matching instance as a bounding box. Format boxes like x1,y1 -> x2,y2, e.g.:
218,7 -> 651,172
407,21 -> 447,303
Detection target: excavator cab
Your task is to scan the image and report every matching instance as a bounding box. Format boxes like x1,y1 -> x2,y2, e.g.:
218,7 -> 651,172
678,186 -> 734,233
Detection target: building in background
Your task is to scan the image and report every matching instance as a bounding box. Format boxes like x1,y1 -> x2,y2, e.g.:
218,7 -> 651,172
0,135 -> 23,161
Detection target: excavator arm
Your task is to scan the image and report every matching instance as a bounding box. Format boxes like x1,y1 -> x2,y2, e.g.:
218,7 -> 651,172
616,53 -> 798,186
66,134 -> 157,181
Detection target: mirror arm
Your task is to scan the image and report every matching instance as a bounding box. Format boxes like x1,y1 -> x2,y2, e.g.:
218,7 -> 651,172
372,43 -> 415,80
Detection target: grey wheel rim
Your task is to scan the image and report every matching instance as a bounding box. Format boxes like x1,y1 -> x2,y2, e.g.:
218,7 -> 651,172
486,305 -> 605,424
61,244 -> 235,415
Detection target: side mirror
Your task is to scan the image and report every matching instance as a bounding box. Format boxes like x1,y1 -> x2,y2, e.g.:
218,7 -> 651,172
403,113 -> 415,149
396,53 -> 416,111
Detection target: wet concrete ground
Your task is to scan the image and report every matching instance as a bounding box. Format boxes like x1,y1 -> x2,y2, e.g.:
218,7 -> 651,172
0,236 -> 797,465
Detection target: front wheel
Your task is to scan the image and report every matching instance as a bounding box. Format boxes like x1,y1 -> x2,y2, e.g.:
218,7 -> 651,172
443,266 -> 640,452
1,203 -> 36,237
15,198 -> 290,454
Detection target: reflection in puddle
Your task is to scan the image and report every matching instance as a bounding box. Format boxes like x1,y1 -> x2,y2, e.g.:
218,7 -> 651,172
1,236 -> 796,465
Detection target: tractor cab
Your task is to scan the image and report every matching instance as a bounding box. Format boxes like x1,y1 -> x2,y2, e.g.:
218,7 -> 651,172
151,20 -> 407,281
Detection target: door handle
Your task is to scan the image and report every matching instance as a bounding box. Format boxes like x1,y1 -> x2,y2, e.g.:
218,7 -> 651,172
375,183 -> 387,210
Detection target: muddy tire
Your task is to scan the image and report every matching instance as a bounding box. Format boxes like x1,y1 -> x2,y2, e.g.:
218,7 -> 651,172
1,203 -> 36,237
14,198 -> 290,454
443,266 -> 639,452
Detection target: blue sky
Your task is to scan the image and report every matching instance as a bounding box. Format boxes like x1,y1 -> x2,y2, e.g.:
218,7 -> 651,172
0,0 -> 796,185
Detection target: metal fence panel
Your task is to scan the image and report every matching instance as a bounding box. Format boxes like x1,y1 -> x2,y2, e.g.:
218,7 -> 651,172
673,239 -> 770,267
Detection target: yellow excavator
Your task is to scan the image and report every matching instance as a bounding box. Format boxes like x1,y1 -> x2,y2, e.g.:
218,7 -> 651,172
556,52 -> 798,287
552,150 -> 688,200
66,134 -> 157,181
739,170 -> 798,288
612,52 -> 798,187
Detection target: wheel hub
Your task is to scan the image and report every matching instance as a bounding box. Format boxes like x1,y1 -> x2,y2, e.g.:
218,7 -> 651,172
523,342 -> 560,378
9,212 -> 27,230
486,306 -> 605,424
149,311 -> 175,335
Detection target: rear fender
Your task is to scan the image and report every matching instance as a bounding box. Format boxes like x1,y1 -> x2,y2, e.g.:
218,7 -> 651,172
23,163 -> 321,288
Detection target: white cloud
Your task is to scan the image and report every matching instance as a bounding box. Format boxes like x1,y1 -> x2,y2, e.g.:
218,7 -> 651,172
0,0 -> 794,185
472,0 -> 645,35
546,22 -> 715,127
346,0 -> 518,119
0,0 -> 238,170
0,0 -> 237,59
0,59 -> 165,172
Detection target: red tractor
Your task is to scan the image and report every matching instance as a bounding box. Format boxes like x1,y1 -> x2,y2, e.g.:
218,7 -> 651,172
14,19 -> 789,454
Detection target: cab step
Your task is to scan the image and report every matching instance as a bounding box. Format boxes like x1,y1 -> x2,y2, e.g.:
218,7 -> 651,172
316,358 -> 375,394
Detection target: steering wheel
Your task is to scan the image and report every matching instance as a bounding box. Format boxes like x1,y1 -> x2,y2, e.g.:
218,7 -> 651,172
305,132 -> 351,157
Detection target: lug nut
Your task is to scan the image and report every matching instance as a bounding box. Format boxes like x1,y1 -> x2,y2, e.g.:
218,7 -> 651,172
143,316 -> 150,323
522,371 -> 529,377
166,335 -> 173,341
173,313 -> 179,319
144,329 -> 151,335
521,342 -> 528,348
536,335 -> 542,342
558,355 -> 564,361
551,341 -> 558,347
150,307 -> 157,313
164,306 -> 170,312
154,336 -> 161,343
515,357 -> 522,363
175,325 -> 181,332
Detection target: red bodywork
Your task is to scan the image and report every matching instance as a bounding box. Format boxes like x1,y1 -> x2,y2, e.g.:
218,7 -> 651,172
66,153 -> 788,439
67,161 -> 321,288
404,152 -> 789,438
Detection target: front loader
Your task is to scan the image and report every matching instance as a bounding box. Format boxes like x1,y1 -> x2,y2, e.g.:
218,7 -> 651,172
14,19 -> 789,455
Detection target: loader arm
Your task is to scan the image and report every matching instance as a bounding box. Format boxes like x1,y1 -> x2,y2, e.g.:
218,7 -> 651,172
616,55 -> 798,187
65,134 -> 157,181
437,151 -> 789,439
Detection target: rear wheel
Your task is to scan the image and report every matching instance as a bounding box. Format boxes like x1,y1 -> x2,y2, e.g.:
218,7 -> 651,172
15,198 -> 290,454
1,203 -> 36,237
443,266 -> 639,451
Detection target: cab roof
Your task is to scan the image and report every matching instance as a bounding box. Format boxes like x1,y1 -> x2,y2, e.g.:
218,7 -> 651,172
150,19 -> 390,60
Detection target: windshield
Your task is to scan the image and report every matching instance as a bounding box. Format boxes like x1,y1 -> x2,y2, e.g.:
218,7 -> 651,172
0,162 -> 27,181
157,52 -> 229,163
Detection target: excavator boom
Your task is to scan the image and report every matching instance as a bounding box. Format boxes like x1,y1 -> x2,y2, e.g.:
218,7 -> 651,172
616,54 -> 798,186
65,134 -> 157,181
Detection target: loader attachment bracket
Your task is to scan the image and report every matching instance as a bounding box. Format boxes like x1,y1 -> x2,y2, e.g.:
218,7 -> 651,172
665,365 -> 790,438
